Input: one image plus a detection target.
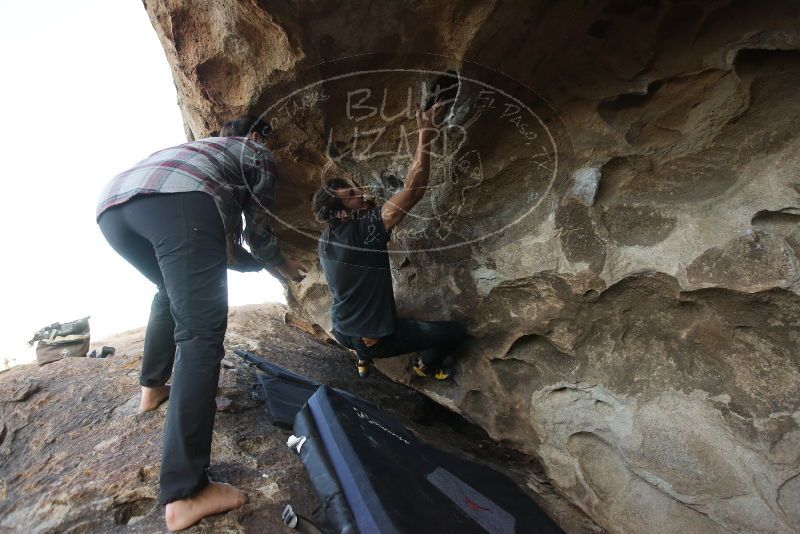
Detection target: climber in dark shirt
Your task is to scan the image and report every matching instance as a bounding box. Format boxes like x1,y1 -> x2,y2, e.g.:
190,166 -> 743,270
313,103 -> 467,380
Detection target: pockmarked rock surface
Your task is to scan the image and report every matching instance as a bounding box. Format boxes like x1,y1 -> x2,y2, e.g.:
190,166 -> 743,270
0,303 -> 593,533
144,1 -> 800,532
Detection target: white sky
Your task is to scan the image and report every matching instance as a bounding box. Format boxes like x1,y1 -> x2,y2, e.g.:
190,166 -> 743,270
0,0 -> 285,368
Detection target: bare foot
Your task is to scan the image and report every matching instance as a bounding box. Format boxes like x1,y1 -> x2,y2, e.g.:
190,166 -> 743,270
164,481 -> 247,531
140,385 -> 170,412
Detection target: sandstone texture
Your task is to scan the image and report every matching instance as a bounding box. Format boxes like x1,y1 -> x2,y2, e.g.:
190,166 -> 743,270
0,303 -> 593,533
143,1 -> 800,532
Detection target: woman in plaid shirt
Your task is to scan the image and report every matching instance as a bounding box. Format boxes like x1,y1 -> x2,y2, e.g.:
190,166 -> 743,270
97,116 -> 306,530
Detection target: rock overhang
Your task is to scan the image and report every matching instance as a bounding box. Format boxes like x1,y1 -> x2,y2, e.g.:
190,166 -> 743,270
143,2 -> 800,531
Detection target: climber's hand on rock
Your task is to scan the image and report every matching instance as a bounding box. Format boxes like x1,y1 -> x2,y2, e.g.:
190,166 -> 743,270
276,260 -> 308,282
417,101 -> 446,136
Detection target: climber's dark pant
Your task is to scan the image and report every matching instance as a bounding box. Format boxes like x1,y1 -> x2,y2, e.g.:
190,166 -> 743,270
332,319 -> 467,367
98,191 -> 227,505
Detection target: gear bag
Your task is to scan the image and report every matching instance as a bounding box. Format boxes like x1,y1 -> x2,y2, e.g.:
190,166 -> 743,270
28,316 -> 90,366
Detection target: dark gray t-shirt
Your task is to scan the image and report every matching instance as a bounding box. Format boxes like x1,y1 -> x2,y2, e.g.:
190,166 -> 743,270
318,205 -> 396,338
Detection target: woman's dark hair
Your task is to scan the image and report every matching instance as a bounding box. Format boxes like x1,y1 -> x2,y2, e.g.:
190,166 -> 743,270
312,178 -> 351,224
220,115 -> 272,138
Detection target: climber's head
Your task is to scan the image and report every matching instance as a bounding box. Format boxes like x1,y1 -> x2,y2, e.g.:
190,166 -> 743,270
220,115 -> 272,146
313,178 -> 373,224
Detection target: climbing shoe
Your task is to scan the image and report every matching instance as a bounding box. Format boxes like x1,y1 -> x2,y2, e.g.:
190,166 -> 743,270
357,359 -> 371,378
413,359 -> 456,381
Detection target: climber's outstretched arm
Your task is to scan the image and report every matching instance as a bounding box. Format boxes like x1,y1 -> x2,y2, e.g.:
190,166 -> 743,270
381,103 -> 445,232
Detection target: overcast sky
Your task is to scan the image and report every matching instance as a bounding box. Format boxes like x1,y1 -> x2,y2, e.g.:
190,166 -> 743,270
0,0 -> 285,368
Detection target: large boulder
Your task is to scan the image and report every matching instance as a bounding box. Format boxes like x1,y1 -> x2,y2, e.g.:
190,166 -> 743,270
143,2 -> 800,532
0,304 -> 591,532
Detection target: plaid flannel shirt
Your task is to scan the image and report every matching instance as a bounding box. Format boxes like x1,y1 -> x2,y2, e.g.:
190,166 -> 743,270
96,137 -> 285,271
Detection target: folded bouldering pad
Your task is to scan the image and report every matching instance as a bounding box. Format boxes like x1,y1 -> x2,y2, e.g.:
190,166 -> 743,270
293,386 -> 563,534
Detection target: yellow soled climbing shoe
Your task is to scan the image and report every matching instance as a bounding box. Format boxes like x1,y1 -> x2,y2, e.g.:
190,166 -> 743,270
357,359 -> 371,378
413,359 -> 456,381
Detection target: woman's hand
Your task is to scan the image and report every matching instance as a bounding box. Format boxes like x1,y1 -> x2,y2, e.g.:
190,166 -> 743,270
276,260 -> 308,282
